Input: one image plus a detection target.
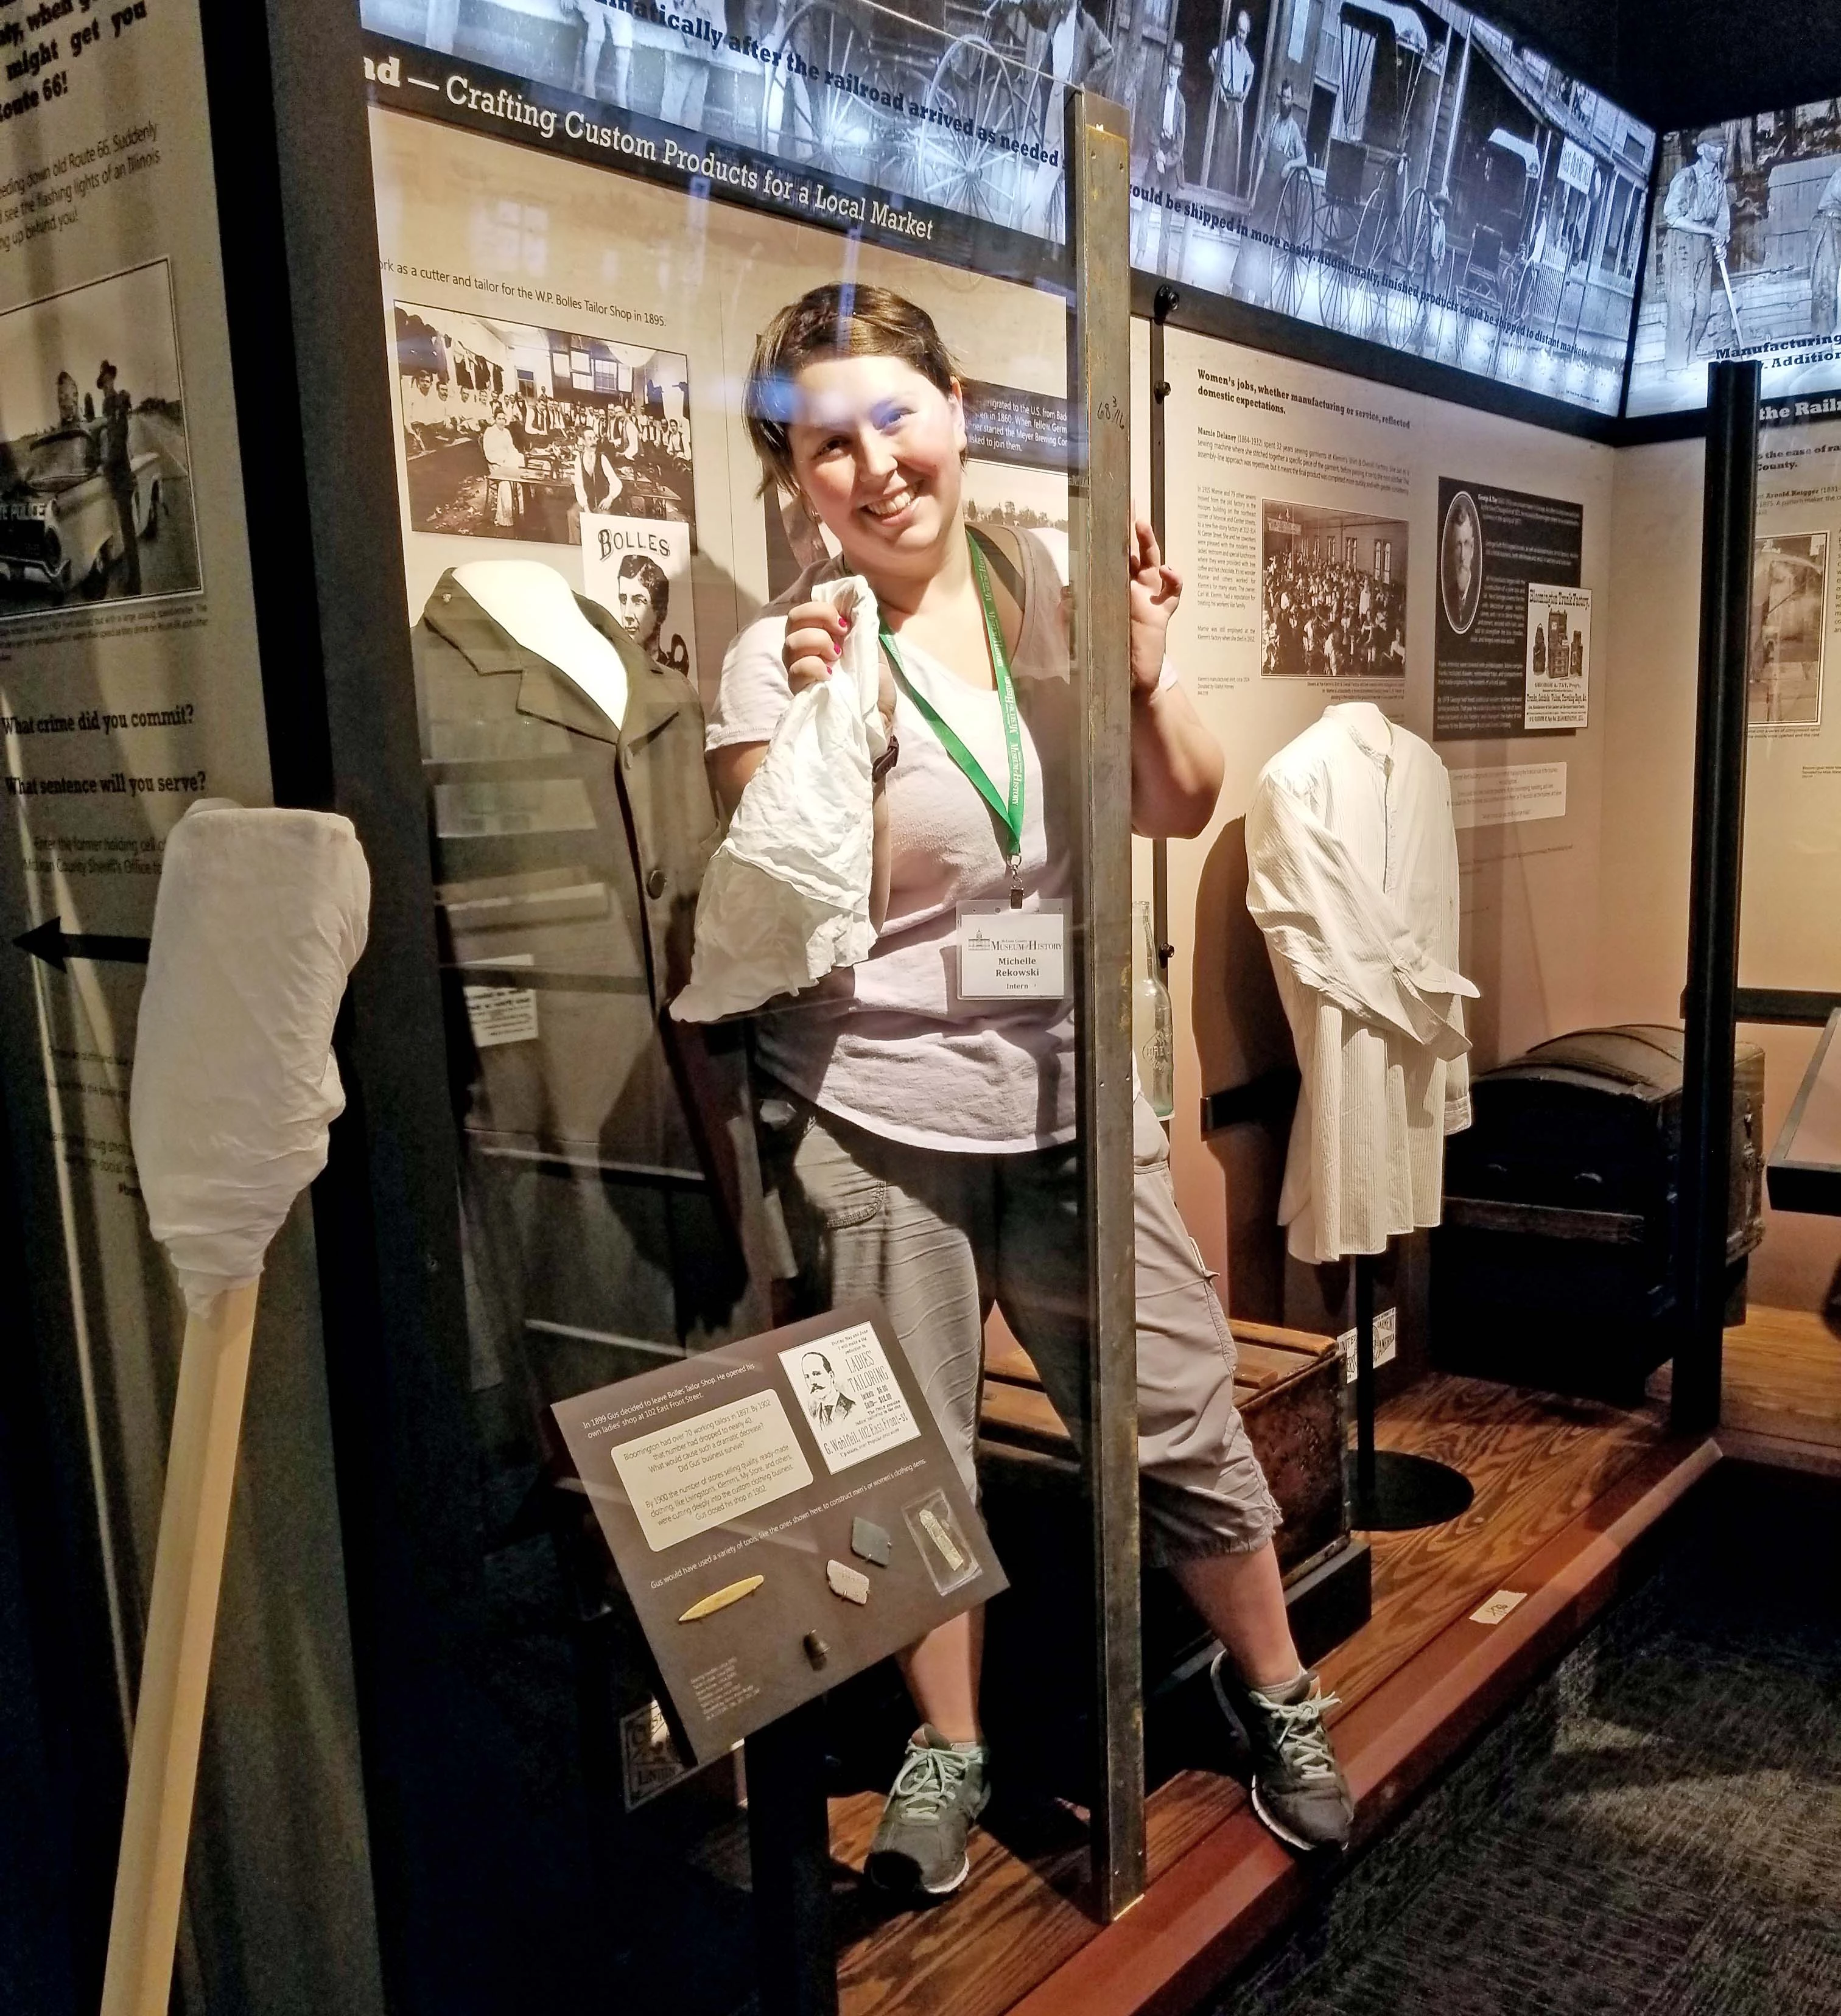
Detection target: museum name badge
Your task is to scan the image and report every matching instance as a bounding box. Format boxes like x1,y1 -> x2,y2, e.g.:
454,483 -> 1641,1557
955,900 -> 1068,1001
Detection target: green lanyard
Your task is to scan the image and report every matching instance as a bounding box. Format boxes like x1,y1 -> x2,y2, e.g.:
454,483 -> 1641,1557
878,531 -> 1026,905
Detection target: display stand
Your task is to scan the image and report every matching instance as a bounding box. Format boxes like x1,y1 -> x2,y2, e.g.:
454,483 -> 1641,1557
1344,1250 -> 1473,1532
745,1703 -> 838,2016
1672,360 -> 1761,1435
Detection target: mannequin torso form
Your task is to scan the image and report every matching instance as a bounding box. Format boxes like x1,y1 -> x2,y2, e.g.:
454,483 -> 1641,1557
454,559 -> 629,730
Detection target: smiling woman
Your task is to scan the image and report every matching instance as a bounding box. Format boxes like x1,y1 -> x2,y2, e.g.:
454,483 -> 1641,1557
699,279 -> 1349,1900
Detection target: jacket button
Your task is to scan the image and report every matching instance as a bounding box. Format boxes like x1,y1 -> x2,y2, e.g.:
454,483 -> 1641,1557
645,868 -> 668,899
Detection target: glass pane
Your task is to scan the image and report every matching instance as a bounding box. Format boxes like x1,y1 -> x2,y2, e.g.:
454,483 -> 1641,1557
363,23 -> 1149,2005
1730,409 -> 1841,1458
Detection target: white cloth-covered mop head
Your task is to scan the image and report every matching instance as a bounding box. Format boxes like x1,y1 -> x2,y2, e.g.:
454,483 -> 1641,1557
129,802 -> 370,1314
673,574 -> 887,1023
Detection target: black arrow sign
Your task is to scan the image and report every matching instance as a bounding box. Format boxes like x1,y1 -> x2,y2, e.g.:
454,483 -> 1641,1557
13,918 -> 152,973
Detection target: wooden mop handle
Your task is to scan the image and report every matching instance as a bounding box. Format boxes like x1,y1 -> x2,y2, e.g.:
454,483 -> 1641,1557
100,1277 -> 262,2016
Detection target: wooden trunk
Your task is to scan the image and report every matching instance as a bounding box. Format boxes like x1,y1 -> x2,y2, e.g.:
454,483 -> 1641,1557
977,1318 -> 1348,1578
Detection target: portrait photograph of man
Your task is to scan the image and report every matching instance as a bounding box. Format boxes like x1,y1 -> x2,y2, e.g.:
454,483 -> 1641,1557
1440,489 -> 1484,637
799,1349 -> 857,1429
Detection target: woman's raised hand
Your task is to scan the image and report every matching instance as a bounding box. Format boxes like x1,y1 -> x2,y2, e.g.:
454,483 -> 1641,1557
1129,517 -> 1182,699
782,600 -> 851,693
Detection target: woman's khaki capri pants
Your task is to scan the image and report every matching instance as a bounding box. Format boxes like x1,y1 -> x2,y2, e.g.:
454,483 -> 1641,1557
762,1087 -> 1281,1565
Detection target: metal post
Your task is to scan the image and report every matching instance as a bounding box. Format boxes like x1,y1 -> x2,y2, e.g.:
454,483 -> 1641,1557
1150,285 -> 1179,981
1344,1244 -> 1471,1533
1673,360 -> 1759,1435
1065,85 -> 1145,1923
1353,1254 -> 1377,1505
745,1703 -> 838,2016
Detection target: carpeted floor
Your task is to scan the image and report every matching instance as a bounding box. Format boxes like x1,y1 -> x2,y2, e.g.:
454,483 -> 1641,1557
1212,1544 -> 1841,2015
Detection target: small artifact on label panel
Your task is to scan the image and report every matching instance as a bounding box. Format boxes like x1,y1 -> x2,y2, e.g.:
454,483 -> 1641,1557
678,1574 -> 765,1622
850,1517 -> 892,1566
826,1559 -> 871,1605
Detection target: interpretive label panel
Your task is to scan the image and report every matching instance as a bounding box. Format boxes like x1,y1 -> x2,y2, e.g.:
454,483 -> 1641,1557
1433,481 -> 1583,741
1449,763 -> 1569,831
553,1300 -> 1004,1764
612,1390 -> 814,1552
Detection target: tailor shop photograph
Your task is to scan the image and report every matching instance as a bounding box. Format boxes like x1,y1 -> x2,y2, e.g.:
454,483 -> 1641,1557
0,261 -> 201,614
394,301 -> 694,542
1260,499 -> 1408,678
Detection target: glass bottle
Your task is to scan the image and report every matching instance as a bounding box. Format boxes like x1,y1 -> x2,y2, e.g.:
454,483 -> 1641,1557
1134,900 -> 1174,1120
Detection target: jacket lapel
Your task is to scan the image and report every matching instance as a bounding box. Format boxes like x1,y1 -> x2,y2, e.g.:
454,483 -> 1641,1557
419,570 -> 670,747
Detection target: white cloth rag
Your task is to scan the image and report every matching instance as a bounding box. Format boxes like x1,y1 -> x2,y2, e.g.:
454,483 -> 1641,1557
673,574 -> 888,1023
130,801 -> 371,1314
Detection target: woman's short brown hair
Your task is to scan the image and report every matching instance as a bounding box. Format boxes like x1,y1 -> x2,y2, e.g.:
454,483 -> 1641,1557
744,284 -> 958,497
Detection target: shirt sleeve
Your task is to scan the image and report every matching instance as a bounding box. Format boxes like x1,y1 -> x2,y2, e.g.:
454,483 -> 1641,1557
1246,763 -> 1476,1056
706,608 -> 796,751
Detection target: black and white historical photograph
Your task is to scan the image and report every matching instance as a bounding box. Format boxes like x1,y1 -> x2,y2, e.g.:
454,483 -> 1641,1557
1630,100 -> 1841,414
777,1320 -> 922,1474
1261,499 -> 1407,679
395,302 -> 693,545
1440,486 -> 1482,636
1132,0 -> 1654,415
0,261 -> 201,617
368,0 -> 1652,411
1748,532 -> 1827,730
581,513 -> 699,687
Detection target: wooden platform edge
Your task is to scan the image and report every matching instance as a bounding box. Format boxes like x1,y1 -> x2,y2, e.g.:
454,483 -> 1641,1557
1008,1433 -> 1722,2016
1713,1427 -> 1841,1481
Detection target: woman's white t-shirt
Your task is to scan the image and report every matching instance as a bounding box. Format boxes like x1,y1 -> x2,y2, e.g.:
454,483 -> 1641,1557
707,527 -> 1170,1154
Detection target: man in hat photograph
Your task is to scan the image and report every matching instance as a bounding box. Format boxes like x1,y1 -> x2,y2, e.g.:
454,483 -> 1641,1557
96,360 -> 141,595
1233,77 -> 1307,304
1660,128 -> 1731,369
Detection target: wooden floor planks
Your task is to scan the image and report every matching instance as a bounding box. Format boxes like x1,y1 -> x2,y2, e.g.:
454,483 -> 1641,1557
829,1373 -> 1671,2016
1651,1303 -> 1841,1456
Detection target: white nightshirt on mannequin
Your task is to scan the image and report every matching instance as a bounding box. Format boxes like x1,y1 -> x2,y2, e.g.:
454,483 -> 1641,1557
1246,702 -> 1476,1263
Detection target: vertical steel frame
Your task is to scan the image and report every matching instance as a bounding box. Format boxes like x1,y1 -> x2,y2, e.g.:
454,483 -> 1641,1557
1673,360 -> 1759,1436
1064,87 -> 1146,1919
1149,286 -> 1179,979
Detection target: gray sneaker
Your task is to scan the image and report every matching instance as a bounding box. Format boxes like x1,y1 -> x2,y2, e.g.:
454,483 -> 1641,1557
1210,1656 -> 1354,1854
864,1727 -> 991,1897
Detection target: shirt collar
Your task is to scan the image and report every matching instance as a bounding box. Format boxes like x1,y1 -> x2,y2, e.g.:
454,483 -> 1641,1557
1325,700 -> 1395,766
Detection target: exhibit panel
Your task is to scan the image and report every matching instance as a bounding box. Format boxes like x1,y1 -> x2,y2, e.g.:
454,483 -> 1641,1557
360,0 -> 1656,422
1628,102 -> 1841,418
1599,418 -> 1841,1329
1146,321 -> 1617,1368
0,5 -> 380,2012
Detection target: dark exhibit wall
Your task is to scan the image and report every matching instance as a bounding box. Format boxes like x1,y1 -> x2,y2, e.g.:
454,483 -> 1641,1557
1617,1 -> 1841,135
1490,1 -> 1841,135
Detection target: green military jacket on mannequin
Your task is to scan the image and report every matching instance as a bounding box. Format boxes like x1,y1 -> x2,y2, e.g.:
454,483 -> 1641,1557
412,569 -> 773,1397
